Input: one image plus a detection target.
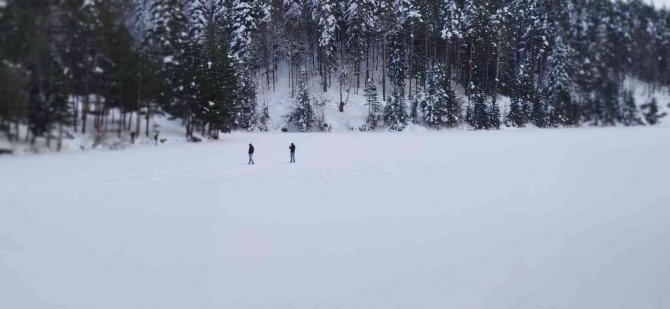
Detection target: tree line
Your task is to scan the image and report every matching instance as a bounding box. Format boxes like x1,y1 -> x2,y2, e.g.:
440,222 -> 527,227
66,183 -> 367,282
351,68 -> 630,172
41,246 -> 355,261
1,0 -> 669,150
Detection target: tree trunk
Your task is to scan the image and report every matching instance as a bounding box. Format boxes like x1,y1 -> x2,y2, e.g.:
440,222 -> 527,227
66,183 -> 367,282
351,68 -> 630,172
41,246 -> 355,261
73,96 -> 78,132
136,77 -> 142,135
145,104 -> 150,137
382,39 -> 387,101
57,122 -> 63,152
82,95 -> 89,134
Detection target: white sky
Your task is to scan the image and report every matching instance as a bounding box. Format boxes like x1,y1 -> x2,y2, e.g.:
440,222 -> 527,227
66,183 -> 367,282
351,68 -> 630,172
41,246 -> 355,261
649,0 -> 670,9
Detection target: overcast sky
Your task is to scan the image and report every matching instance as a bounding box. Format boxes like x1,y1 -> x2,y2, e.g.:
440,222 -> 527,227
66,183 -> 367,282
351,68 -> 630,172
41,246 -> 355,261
649,0 -> 670,9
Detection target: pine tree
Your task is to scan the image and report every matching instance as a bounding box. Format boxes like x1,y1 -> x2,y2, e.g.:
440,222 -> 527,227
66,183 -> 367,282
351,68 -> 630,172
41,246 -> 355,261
641,98 -> 667,126
230,0 -> 257,62
386,24 -> 406,95
506,95 -> 525,127
531,92 -> 547,128
316,0 -> 337,92
232,15 -> 262,132
506,71 -> 533,127
409,93 -> 420,124
383,87 -> 408,131
543,30 -> 575,126
291,68 -> 314,131
146,0 -> 191,116
469,84 -> 488,130
0,63 -> 28,141
444,89 -> 461,130
236,70 -> 257,130
197,29 -> 239,137
421,66 -> 448,129
258,102 -> 270,131
364,78 -> 381,129
381,10 -> 409,131
488,100 -> 501,129
440,0 -> 461,40
618,90 -> 642,126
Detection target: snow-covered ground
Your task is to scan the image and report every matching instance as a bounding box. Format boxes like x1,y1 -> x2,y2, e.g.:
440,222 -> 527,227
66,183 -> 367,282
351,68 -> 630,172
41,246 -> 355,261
1,127 -> 669,309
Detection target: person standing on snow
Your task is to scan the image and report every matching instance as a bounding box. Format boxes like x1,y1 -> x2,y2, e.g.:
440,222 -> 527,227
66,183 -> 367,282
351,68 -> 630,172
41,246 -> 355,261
289,143 -> 296,163
248,143 -> 255,165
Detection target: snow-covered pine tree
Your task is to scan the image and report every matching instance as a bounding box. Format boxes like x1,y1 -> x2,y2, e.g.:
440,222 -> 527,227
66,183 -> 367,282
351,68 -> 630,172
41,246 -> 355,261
506,70 -> 533,127
364,78 -> 381,129
410,93 -> 420,124
291,68 -> 314,131
530,91 -> 547,128
443,78 -> 461,128
641,98 -> 667,125
236,70 -> 257,130
421,66 -> 448,129
316,0 -> 337,92
283,0 -> 303,22
507,0 -> 546,128
383,87 -> 408,131
386,22 -> 405,94
383,19 -> 409,131
505,95 -> 525,127
229,0 -> 261,130
395,0 -> 421,95
618,90 -> 642,126
230,0 -> 256,62
488,99 -> 501,129
196,13 -> 239,138
146,0 -> 191,116
542,28 -> 574,126
591,20 -> 620,126
469,84 -> 488,130
440,0 -> 461,40
344,0 -> 375,86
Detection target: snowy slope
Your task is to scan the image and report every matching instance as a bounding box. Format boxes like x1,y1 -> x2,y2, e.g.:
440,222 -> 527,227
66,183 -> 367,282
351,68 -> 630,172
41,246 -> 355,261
1,127 -> 670,309
0,109 -> 204,155
257,73 -> 670,133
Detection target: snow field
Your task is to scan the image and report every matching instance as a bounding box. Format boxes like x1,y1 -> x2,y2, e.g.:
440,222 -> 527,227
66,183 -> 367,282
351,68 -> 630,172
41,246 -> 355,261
1,127 -> 670,309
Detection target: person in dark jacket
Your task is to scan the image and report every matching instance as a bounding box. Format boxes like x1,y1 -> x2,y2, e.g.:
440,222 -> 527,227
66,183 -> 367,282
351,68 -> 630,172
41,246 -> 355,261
248,143 -> 255,165
289,143 -> 296,163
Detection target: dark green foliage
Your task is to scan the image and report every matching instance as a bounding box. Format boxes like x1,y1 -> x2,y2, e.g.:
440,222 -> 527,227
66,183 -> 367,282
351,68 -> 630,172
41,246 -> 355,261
196,36 -> 239,136
364,78 -> 381,129
619,91 -> 643,126
488,100 -> 501,130
0,62 -> 28,140
469,84 -> 489,130
421,67 -> 448,129
1,0 -> 670,144
383,88 -> 408,131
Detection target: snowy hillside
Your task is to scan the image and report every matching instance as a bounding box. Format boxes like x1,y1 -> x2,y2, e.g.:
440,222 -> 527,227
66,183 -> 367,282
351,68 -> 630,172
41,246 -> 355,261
2,127 -> 670,309
1,77 -> 668,156
257,73 -> 670,133
256,66 -> 431,133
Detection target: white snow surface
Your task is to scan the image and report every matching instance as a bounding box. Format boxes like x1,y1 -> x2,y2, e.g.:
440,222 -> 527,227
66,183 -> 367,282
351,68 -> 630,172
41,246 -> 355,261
2,127 -> 670,309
